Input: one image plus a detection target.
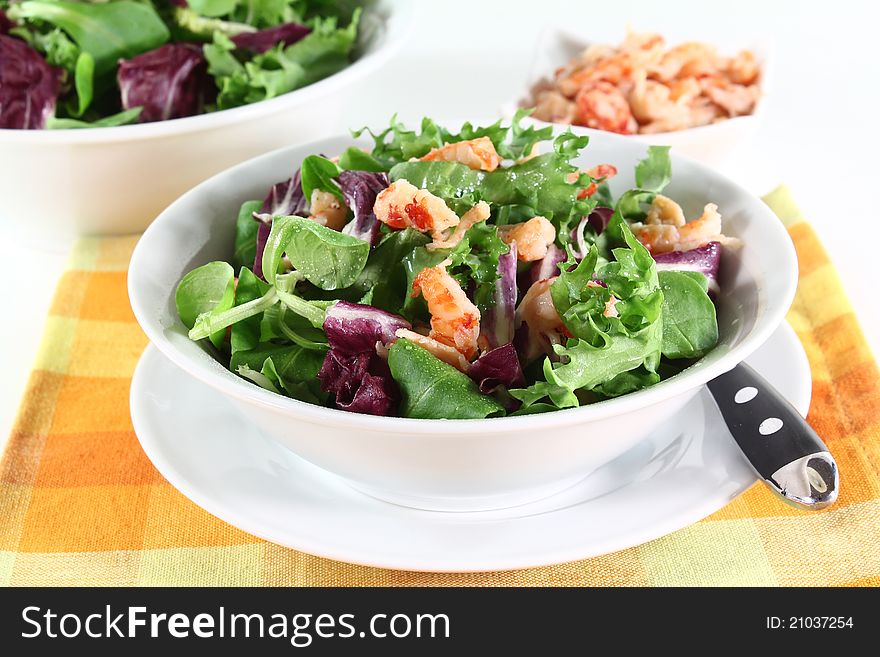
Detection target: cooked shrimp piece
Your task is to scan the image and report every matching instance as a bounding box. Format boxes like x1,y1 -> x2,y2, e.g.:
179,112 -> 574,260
532,89 -> 577,124
578,163 -> 618,199
516,277 -> 567,360
421,136 -> 501,172
703,78 -> 759,116
559,53 -> 633,96
668,76 -> 701,103
526,33 -> 761,135
574,82 -> 637,134
639,96 -> 719,133
497,216 -> 556,262
646,194 -> 686,227
309,189 -> 348,231
412,260 -> 481,360
374,179 -> 460,239
394,328 -> 470,372
427,201 -> 491,251
632,198 -> 738,253
622,31 -> 665,54
727,50 -> 760,86
628,77 -> 676,124
650,42 -> 718,81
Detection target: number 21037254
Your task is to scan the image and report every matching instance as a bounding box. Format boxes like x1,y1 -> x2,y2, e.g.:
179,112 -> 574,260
766,617 -> 854,629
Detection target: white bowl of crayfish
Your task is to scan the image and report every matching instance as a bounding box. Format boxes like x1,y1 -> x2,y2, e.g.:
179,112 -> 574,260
503,27 -> 773,166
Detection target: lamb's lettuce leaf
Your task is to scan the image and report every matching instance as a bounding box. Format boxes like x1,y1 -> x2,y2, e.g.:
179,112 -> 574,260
658,270 -> 718,359
388,339 -> 505,419
9,1 -> 170,76
262,215 -> 369,289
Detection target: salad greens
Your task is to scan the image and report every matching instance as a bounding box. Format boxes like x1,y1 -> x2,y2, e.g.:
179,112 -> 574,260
0,0 -> 363,129
174,113 -> 727,419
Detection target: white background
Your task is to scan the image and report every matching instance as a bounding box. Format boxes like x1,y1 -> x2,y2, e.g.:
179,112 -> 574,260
2,0 -> 878,450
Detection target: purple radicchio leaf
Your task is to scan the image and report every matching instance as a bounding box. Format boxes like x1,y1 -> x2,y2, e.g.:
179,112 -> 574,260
324,301 -> 410,354
259,168 -> 308,217
252,169 -> 309,279
318,349 -> 397,416
570,206 -> 614,259
338,170 -> 389,245
468,343 -> 525,393
519,242 -> 565,291
482,241 -> 517,349
118,43 -> 207,123
0,9 -> 13,34
0,35 -> 62,129
252,219 -> 272,280
653,241 -> 722,293
231,22 -> 312,53
588,206 -> 613,235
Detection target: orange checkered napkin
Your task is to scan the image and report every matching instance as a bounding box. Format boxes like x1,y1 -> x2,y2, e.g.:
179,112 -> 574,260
1,187 -> 878,586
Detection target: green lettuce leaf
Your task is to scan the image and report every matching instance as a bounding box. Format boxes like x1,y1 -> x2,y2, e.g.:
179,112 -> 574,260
658,271 -> 718,359
205,9 -> 359,110
511,220 -> 664,409
634,145 -> 672,193
388,339 -> 505,419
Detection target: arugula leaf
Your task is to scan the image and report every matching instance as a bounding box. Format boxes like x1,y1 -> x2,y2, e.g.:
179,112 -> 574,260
72,51 -> 94,116
231,344 -> 326,403
9,1 -> 170,76
260,304 -> 330,350
300,154 -> 343,202
351,115 -> 447,170
391,154 -> 585,223
232,200 -> 263,272
173,7 -> 255,40
38,27 -> 80,71
338,147 -> 387,172
444,108 -> 554,161
658,271 -> 718,359
634,145 -> 672,193
347,228 -> 430,312
262,215 -> 369,290
187,0 -> 240,18
45,107 -> 143,129
354,109 -> 556,171
175,261 -> 236,349
388,339 -> 505,419
229,266 -> 271,356
274,288 -> 330,328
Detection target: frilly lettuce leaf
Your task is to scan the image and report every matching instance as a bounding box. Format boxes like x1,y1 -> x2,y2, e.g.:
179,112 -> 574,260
204,9 -> 359,110
511,219 -> 664,409
353,109 -> 556,171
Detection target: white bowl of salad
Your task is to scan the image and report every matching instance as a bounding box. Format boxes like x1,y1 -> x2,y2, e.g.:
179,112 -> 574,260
0,0 -> 413,245
128,113 -> 797,511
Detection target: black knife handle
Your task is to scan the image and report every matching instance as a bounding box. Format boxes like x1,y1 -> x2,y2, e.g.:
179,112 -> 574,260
706,362 -> 838,510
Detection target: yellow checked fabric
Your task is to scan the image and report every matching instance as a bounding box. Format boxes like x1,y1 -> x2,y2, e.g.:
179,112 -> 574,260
1,186 -> 878,586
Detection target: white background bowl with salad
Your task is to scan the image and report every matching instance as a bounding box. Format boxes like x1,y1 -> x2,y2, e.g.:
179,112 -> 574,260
501,26 -> 773,166
128,128 -> 798,512
0,0 -> 414,248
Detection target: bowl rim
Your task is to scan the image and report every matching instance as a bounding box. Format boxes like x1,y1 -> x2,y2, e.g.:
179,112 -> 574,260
128,130 -> 798,435
503,25 -> 774,140
0,0 -> 415,145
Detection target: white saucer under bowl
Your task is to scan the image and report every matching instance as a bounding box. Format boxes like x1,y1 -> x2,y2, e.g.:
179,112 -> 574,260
130,322 -> 810,572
